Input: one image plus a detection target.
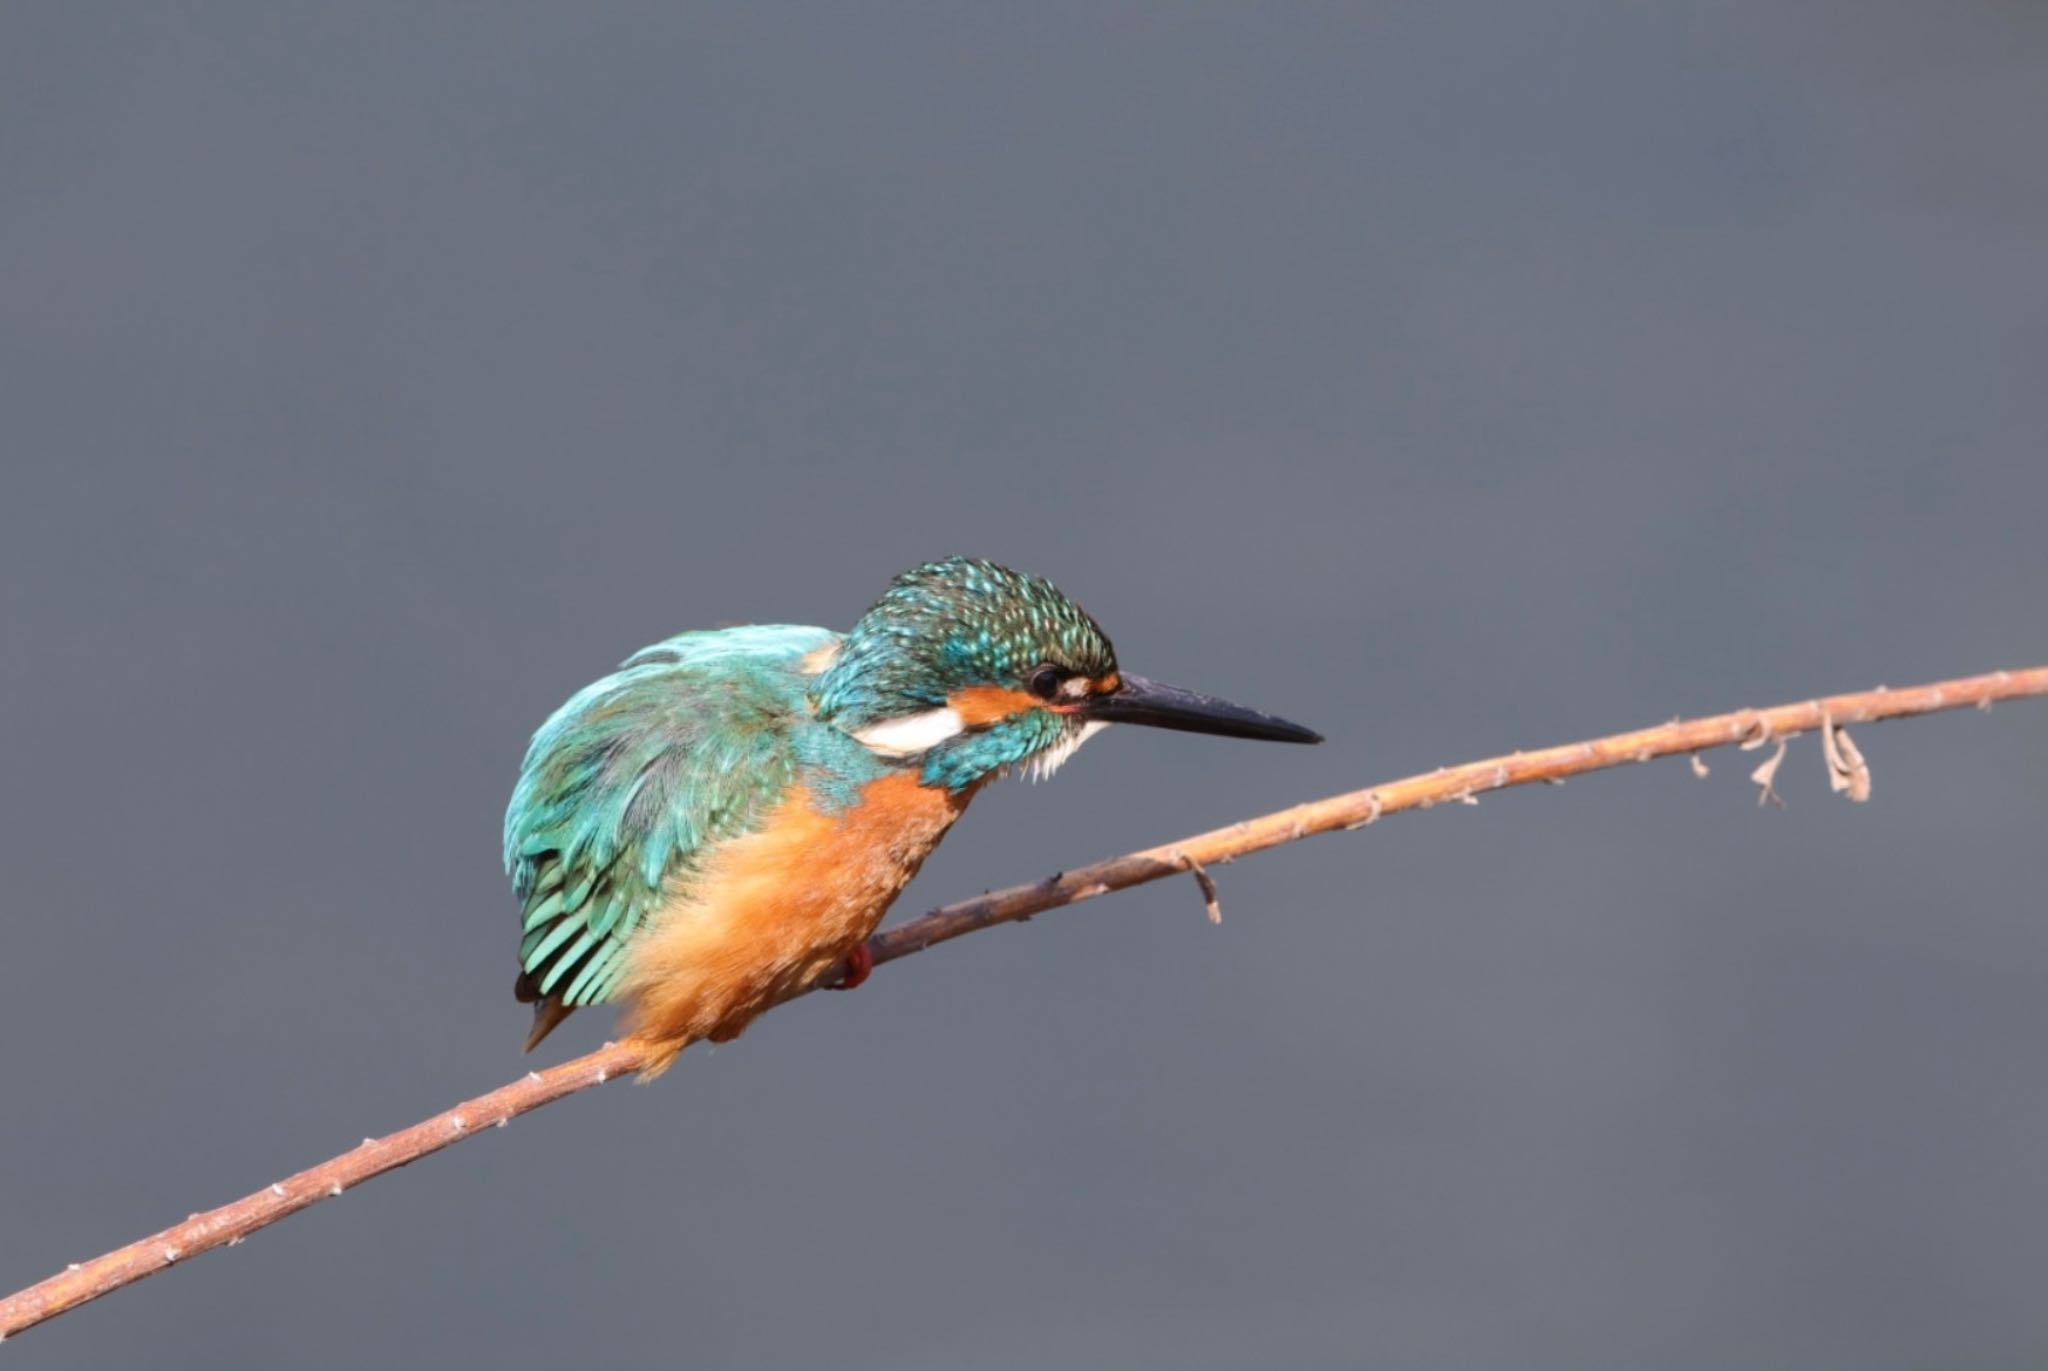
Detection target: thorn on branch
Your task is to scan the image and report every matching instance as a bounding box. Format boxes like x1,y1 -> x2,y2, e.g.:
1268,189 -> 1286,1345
1343,792 -> 1385,830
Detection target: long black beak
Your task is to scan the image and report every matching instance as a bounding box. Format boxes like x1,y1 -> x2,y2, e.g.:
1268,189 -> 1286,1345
1078,674 -> 1322,744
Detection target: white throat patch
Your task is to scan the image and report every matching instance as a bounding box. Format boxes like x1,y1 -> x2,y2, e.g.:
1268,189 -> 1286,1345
1017,719 -> 1109,783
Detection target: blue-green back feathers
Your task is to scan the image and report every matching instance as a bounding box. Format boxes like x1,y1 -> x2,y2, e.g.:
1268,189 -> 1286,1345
505,625 -> 841,1030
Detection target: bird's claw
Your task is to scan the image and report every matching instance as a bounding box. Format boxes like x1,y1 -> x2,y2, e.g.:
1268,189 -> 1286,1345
831,942 -> 874,991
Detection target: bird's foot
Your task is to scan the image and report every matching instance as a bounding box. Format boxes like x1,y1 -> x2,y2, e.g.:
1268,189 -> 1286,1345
831,942 -> 874,991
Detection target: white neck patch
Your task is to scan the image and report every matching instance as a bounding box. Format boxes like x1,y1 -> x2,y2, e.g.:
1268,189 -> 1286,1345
851,710 -> 1110,779
852,707 -> 967,757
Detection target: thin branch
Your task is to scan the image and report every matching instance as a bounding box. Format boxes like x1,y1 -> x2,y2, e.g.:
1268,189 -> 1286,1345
5,664 -> 2044,1341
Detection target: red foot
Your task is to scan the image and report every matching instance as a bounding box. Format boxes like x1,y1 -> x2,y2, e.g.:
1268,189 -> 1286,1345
832,941 -> 874,991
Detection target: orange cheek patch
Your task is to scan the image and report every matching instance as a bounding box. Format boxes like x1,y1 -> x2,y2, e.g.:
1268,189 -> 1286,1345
948,684 -> 1040,725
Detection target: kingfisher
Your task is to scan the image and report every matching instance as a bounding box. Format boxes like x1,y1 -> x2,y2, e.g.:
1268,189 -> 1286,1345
505,557 -> 1320,1074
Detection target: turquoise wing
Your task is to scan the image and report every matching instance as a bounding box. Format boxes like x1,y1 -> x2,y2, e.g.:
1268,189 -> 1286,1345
504,625 -> 835,1046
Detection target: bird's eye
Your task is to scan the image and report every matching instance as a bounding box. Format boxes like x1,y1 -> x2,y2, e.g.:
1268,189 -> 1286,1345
1027,665 -> 1065,701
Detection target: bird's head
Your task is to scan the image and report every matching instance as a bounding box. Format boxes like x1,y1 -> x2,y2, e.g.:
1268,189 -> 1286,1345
811,557 -> 1320,792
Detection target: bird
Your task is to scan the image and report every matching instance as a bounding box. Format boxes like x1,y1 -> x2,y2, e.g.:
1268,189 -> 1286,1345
504,556 -> 1320,1074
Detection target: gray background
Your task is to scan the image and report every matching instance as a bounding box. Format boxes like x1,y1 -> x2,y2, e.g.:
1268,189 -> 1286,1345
4,4 -> 2046,1367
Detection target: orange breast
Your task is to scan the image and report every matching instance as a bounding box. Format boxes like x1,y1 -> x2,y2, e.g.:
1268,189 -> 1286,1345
616,771 -> 971,1073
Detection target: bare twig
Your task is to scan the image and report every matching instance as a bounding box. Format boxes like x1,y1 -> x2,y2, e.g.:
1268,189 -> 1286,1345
4,664 -> 2044,1341
1170,849 -> 1224,924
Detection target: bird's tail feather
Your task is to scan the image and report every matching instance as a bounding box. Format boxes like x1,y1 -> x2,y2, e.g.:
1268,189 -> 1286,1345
518,977 -> 577,1053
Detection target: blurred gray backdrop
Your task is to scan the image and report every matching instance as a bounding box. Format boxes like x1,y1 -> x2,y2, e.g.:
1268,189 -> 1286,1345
5,4 -> 2047,1368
